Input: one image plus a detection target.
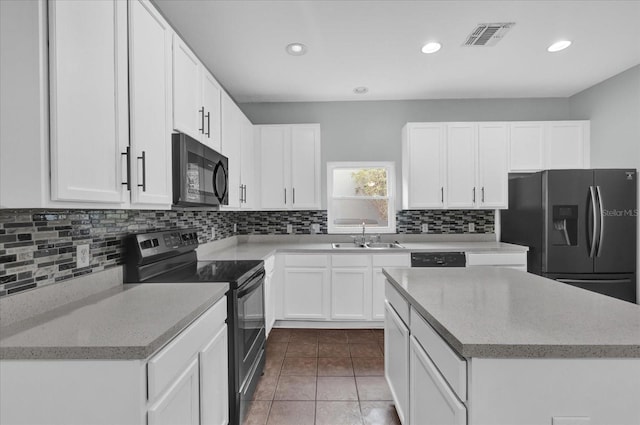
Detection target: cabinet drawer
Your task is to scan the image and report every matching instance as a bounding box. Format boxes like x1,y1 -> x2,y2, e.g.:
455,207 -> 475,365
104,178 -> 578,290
410,308 -> 467,401
284,254 -> 328,268
385,280 -> 409,325
466,252 -> 526,266
148,296 -> 227,401
372,254 -> 410,267
331,254 -> 370,267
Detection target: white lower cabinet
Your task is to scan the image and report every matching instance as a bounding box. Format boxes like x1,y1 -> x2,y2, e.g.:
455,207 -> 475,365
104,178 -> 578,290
372,255 -> 411,320
466,251 -> 527,272
410,336 -> 466,425
0,297 -> 228,425
148,357 -> 200,425
384,300 -> 410,424
331,255 -> 371,320
283,255 -> 330,319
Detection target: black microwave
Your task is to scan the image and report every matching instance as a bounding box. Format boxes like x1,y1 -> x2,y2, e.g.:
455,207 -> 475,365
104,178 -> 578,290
172,133 -> 228,207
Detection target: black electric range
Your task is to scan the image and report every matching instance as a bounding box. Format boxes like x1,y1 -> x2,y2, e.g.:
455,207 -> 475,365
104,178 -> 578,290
124,229 -> 265,425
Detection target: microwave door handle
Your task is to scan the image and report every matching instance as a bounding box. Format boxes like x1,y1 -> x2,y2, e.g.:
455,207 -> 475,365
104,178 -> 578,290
596,186 -> 604,257
587,186 -> 597,257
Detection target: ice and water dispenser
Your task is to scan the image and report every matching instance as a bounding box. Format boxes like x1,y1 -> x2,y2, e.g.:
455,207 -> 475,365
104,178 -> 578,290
551,205 -> 578,246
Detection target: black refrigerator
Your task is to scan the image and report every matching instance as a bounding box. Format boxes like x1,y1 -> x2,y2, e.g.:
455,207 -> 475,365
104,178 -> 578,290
501,169 -> 637,303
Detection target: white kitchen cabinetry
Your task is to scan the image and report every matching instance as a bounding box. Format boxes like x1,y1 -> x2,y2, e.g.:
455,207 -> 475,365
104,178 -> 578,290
172,34 -> 222,151
257,124 -> 321,210
409,337 -> 466,425
509,121 -> 590,172
330,255 -> 371,320
264,256 -> 277,336
384,299 -> 410,424
239,113 -> 256,209
128,0 -> 173,208
0,297 -> 228,425
402,123 -> 446,209
48,0 -> 129,205
446,123 -> 477,208
221,92 -> 242,208
283,255 -> 330,319
372,254 -> 410,320
466,252 -> 527,272
477,123 -> 509,208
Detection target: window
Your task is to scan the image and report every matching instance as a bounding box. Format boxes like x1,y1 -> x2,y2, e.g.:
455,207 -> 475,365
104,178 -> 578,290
327,162 -> 396,234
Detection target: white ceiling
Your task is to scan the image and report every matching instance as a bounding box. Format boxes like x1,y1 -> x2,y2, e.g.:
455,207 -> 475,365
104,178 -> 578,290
154,0 -> 640,103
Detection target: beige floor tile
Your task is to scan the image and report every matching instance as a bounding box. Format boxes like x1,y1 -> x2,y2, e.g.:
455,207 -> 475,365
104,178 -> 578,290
266,401 -> 315,425
360,401 -> 401,425
316,401 -> 363,425
346,330 -> 378,343
319,342 -> 351,357
281,357 -> 318,376
317,357 -> 354,376
356,377 -> 393,401
242,401 -> 271,425
350,343 -> 383,358
253,375 -> 279,401
316,376 -> 358,401
274,375 -> 317,400
352,357 -> 384,376
285,342 -> 318,357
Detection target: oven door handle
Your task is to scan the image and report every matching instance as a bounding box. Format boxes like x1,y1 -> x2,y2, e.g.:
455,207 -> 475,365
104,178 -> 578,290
238,270 -> 266,298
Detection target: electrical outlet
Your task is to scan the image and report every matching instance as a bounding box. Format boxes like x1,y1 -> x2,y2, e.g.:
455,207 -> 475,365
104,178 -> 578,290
286,224 -> 293,234
211,227 -> 216,239
421,223 -> 429,233
233,223 -> 237,233
77,244 -> 90,268
310,223 -> 320,233
468,223 -> 475,232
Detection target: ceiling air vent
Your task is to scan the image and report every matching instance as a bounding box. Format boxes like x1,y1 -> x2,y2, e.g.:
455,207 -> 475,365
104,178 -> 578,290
463,22 -> 515,46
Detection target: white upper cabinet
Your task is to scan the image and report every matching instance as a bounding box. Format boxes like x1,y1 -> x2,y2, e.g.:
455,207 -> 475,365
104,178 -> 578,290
172,34 -> 222,151
48,0 -> 129,205
239,113 -> 256,209
477,123 -> 508,208
402,123 -> 446,209
128,0 -> 173,209
446,123 -> 477,208
509,120 -> 590,171
257,124 -> 321,210
508,122 -> 546,172
221,92 -> 242,209
545,121 -> 590,169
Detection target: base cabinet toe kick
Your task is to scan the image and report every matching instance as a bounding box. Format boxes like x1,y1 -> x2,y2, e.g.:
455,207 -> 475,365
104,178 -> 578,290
384,281 -> 640,425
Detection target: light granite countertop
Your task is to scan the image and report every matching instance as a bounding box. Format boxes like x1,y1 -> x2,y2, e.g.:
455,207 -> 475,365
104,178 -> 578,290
196,235 -> 528,261
383,266 -> 640,358
0,282 -> 228,360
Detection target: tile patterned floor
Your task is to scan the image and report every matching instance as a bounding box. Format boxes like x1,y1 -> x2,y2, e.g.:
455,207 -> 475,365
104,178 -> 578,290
244,328 -> 401,425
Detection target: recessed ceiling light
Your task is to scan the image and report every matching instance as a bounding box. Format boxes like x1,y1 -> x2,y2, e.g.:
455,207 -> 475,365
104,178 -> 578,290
286,43 -> 307,56
547,40 -> 572,52
421,42 -> 442,54
353,86 -> 369,94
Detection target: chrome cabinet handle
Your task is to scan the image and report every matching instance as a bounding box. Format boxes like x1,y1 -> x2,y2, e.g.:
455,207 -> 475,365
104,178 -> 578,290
293,187 -> 296,204
239,184 -> 244,203
244,185 -> 247,203
199,107 -> 205,133
588,186 -> 598,257
441,187 -> 444,203
137,151 -> 146,192
481,187 -> 485,203
472,187 -> 476,203
206,112 -> 210,138
596,186 -> 604,257
121,147 -> 131,190
284,188 -> 287,204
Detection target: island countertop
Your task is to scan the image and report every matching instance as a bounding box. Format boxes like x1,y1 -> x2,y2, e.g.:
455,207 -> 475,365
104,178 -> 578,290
383,266 -> 640,358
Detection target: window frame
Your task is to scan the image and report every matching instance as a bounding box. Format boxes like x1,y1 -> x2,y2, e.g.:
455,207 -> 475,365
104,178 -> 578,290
326,161 -> 396,234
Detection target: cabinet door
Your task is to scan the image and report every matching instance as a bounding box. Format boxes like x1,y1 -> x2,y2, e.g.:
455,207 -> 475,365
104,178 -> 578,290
331,268 -> 370,320
240,114 -> 255,209
173,34 -> 201,139
129,0 -> 172,208
290,125 -> 321,209
384,301 -> 409,424
221,93 -> 242,209
410,337 -> 466,425
200,326 -> 229,425
402,124 -> 445,209
477,123 -> 508,209
509,122 -> 545,172
201,70 -> 222,151
148,358 -> 200,425
372,268 -> 387,320
446,123 -> 477,208
259,126 -> 288,209
48,0 -> 128,204
546,121 -> 588,169
283,268 -> 329,319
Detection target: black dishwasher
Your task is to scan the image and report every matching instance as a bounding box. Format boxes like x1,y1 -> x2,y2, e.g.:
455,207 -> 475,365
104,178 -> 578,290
411,252 -> 466,267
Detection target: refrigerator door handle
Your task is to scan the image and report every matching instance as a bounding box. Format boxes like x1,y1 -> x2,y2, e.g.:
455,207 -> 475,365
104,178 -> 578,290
596,186 -> 604,257
587,186 -> 598,258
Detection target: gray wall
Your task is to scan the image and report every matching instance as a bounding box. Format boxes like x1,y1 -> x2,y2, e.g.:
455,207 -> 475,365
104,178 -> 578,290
569,65 -> 640,303
240,98 -> 571,209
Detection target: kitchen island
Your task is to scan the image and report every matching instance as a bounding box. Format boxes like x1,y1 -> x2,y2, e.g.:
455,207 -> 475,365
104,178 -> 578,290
383,266 -> 640,425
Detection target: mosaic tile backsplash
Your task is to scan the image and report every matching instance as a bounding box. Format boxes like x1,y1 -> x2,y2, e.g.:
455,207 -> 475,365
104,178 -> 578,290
0,208 -> 493,297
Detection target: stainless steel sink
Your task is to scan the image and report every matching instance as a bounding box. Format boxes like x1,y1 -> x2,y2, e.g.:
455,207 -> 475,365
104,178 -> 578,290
331,242 -> 404,249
